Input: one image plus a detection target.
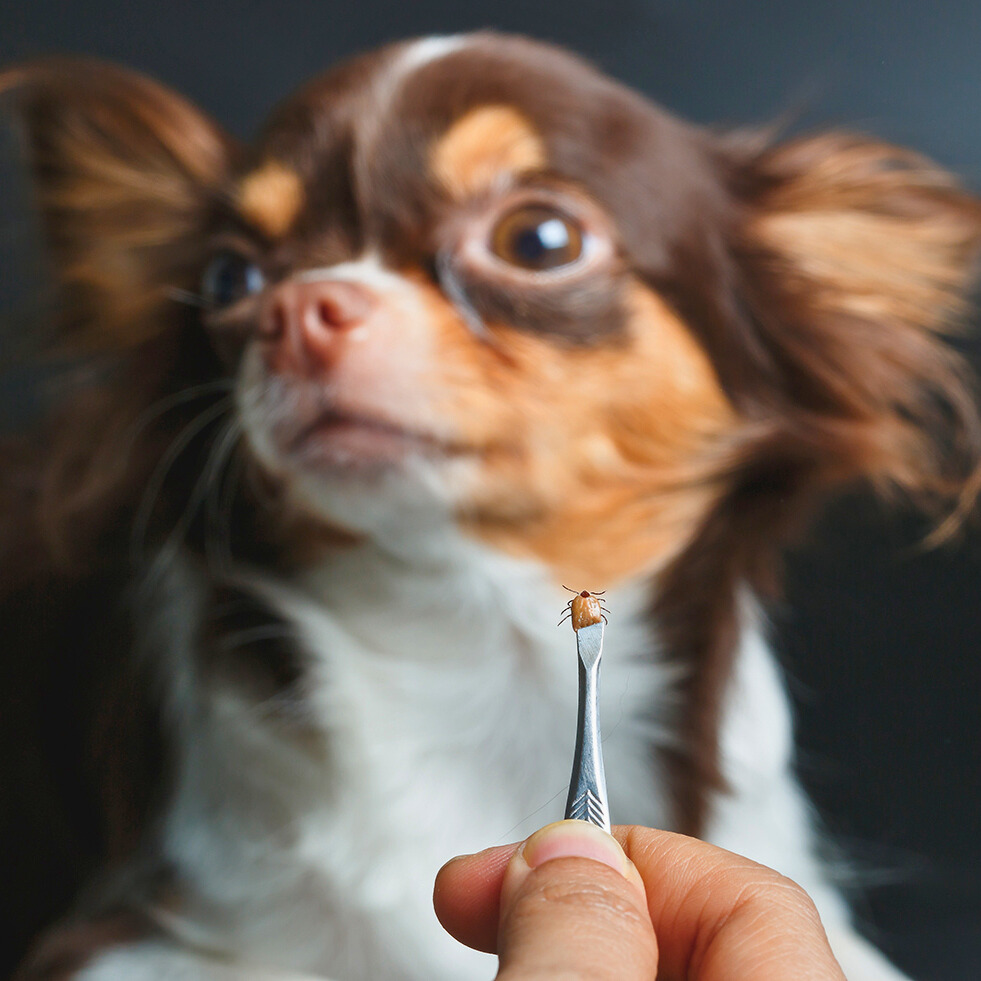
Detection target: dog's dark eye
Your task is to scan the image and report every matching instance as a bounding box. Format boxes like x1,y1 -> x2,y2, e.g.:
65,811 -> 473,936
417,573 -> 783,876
491,206 -> 583,271
201,251 -> 266,309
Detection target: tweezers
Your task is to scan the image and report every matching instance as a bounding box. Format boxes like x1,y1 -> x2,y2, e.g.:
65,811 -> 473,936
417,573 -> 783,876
563,621 -> 611,832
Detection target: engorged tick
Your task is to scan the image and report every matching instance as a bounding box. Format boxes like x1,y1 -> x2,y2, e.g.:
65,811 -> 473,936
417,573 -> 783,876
558,586 -> 609,631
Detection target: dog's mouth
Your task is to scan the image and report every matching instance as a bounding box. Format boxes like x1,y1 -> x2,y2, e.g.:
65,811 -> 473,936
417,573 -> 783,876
236,349 -> 471,485
278,408 -> 452,472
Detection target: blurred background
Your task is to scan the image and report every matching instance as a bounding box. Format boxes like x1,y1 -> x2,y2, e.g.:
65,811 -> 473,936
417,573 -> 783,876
1,2 -> 979,979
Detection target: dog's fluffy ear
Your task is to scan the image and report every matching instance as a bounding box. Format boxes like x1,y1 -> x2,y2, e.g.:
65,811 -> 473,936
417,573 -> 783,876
0,61 -> 236,571
0,57 -> 234,349
729,132 -> 981,515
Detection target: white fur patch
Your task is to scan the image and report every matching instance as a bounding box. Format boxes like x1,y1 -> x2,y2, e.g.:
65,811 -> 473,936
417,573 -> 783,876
127,546 -> 912,980
293,253 -> 407,289
149,535 -> 672,979
395,36 -> 470,78
75,943 -> 325,980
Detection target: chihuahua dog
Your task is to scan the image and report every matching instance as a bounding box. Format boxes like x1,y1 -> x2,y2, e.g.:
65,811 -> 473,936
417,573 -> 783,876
2,32 -> 979,981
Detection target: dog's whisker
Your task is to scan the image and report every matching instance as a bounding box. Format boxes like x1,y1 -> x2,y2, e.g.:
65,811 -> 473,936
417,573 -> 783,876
203,418 -> 245,575
130,396 -> 234,567
165,286 -> 209,309
125,380 -> 235,450
212,445 -> 248,573
216,626 -> 297,653
153,412 -> 242,575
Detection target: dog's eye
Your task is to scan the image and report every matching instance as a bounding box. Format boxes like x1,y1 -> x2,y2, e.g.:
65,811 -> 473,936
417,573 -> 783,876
201,251 -> 266,309
491,205 -> 583,271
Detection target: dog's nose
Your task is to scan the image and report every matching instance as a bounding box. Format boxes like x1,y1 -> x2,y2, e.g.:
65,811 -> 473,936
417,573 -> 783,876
259,279 -> 377,372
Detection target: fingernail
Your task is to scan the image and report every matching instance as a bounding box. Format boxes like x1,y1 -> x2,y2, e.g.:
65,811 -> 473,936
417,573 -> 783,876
519,820 -> 630,875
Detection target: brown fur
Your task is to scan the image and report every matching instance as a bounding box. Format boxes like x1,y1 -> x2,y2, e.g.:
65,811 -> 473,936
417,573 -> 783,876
726,131 -> 981,504
653,132 -> 981,829
0,58 -> 233,352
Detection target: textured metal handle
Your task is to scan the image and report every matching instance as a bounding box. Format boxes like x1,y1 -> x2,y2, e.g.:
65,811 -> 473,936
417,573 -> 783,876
564,622 -> 611,832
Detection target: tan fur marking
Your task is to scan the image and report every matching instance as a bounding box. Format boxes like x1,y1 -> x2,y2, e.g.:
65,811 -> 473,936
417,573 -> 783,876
405,276 -> 741,587
430,105 -> 547,198
238,162 -> 305,238
466,289 -> 738,586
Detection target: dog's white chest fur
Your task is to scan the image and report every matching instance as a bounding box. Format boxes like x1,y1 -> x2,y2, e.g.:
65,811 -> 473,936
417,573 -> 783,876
138,538 -> 905,981
154,541 -> 673,978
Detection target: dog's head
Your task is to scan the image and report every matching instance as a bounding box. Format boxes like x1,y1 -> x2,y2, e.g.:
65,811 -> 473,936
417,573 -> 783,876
3,32 -> 980,588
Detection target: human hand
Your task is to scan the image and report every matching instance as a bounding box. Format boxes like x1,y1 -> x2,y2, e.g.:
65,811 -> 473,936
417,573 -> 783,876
434,820 -> 847,980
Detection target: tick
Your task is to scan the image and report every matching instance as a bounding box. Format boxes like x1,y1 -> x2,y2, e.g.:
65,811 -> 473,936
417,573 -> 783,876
558,586 -> 609,631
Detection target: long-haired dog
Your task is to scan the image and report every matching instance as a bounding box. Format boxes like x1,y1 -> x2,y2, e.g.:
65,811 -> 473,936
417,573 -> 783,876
2,32 -> 979,981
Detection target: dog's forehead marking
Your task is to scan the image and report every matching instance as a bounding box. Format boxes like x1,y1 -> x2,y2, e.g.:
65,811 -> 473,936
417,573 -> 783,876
238,161 -> 305,238
396,34 -> 470,77
366,34 -> 471,125
349,34 -> 473,197
430,105 -> 547,200
295,251 -> 413,293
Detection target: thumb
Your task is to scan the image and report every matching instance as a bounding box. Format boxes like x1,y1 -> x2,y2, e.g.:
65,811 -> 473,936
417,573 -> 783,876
495,820 -> 658,981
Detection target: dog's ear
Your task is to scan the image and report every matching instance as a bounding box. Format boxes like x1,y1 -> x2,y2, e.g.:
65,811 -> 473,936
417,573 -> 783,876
728,132 -> 981,516
1,57 -> 235,350
0,61 -> 237,572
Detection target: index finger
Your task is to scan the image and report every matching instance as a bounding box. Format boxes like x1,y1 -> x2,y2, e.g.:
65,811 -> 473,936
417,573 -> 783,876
617,826 -> 845,981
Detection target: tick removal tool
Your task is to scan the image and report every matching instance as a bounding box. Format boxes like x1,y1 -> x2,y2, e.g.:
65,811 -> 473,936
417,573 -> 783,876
559,589 -> 611,832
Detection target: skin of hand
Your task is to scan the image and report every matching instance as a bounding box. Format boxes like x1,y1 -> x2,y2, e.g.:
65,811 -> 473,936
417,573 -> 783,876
433,820 -> 848,981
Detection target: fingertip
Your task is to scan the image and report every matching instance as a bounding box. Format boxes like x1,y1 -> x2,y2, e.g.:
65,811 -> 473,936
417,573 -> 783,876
521,820 -> 631,874
507,821 -> 648,910
433,843 -> 519,954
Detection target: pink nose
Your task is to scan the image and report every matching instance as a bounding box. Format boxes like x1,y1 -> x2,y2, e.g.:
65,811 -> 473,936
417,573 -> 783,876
259,279 -> 377,373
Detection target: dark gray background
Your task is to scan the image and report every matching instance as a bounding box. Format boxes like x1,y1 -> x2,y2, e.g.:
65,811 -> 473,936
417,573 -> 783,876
1,3 -> 979,979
